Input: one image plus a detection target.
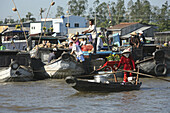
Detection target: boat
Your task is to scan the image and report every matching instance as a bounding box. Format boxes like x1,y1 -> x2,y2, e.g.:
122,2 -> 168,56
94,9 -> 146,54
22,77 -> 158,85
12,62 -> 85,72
44,52 -> 85,79
65,75 -> 142,92
0,50 -> 34,82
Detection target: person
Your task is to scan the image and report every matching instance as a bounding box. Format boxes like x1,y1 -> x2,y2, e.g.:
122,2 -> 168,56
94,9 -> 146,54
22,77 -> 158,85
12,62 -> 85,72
48,48 -> 57,63
115,48 -> 136,83
70,41 -> 85,62
138,30 -> 146,44
82,19 -> 97,53
130,32 -> 140,48
80,38 -> 86,46
72,32 -> 80,46
96,33 -> 103,51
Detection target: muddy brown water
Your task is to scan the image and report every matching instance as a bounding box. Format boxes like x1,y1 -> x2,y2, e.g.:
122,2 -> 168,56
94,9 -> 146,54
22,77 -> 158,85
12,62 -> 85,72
0,77 -> 170,113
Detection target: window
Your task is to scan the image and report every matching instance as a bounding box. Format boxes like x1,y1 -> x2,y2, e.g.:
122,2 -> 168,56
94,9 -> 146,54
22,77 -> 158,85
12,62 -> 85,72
65,23 -> 70,27
74,23 -> 79,27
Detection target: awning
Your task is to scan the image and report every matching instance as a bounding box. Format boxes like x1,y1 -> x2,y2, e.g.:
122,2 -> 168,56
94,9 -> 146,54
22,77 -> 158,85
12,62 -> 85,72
121,26 -> 151,39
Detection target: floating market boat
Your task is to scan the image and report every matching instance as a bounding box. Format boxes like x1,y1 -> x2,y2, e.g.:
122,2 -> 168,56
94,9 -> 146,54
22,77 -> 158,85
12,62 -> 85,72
0,50 -> 34,82
65,75 -> 142,92
44,52 -> 85,79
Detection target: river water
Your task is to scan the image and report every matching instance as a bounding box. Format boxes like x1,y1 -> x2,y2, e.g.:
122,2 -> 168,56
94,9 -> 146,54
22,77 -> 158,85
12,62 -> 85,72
0,77 -> 170,113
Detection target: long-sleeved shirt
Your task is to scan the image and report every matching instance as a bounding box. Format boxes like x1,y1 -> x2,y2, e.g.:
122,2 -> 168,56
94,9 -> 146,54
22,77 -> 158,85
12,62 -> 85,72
117,55 -> 135,70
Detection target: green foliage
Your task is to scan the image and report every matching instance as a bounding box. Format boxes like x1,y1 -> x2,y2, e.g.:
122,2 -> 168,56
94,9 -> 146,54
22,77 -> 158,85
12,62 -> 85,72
55,6 -> 65,17
68,0 -> 88,16
106,54 -> 120,61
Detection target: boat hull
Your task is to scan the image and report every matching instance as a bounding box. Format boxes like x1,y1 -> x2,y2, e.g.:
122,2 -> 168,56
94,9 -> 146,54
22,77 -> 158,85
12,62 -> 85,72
0,66 -> 34,82
65,77 -> 142,92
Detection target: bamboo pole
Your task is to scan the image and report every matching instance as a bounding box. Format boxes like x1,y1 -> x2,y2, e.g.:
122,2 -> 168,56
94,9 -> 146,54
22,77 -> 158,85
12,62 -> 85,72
121,69 -> 170,82
113,73 -> 117,82
38,1 -> 55,45
136,67 -> 139,85
11,0 -> 29,51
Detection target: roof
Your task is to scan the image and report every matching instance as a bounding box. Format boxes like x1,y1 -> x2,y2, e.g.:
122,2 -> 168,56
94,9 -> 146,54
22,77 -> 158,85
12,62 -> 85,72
3,30 -> 29,34
155,31 -> 170,35
109,22 -> 139,30
121,26 -> 151,39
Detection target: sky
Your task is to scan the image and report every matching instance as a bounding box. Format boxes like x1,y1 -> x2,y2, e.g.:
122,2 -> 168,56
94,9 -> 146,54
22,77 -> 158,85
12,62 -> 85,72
0,0 -> 168,22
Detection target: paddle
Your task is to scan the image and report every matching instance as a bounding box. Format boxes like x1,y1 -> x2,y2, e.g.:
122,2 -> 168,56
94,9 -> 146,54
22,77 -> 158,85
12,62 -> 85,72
119,69 -> 170,82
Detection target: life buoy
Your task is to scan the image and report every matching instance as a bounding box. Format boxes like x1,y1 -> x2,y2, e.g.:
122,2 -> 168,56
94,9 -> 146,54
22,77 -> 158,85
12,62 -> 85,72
61,52 -> 70,61
154,50 -> 165,60
65,76 -> 77,86
10,61 -> 20,70
154,63 -> 167,76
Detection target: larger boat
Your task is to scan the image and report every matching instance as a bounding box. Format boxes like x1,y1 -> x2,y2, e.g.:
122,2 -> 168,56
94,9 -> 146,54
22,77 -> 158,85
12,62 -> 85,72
0,50 -> 34,82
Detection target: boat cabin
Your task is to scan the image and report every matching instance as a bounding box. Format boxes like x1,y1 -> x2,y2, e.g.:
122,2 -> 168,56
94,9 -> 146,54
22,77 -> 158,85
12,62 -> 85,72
0,50 -> 31,67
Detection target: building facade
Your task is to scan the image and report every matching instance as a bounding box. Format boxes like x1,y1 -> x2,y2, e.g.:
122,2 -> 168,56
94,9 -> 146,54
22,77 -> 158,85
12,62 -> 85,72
30,15 -> 87,35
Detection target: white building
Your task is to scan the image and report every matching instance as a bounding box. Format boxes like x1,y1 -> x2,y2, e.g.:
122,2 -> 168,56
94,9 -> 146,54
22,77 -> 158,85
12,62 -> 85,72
30,15 -> 87,35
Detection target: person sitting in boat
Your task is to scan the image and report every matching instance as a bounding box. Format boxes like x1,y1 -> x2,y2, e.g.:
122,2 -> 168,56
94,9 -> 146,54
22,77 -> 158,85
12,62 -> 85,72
115,48 -> 136,83
48,48 -> 57,63
82,19 -> 97,53
130,32 -> 140,48
80,38 -> 86,47
69,41 -> 85,62
73,32 -> 80,46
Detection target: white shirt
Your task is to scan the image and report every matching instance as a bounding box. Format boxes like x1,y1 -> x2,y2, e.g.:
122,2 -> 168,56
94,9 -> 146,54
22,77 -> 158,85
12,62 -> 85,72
88,25 -> 97,39
72,43 -> 83,56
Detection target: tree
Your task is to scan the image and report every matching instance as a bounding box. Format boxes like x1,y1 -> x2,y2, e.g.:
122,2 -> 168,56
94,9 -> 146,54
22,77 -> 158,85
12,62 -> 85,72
0,21 -> 3,24
26,12 -> 33,21
109,1 -> 116,25
95,2 -> 109,27
40,8 -> 46,19
55,6 -> 65,17
68,0 -> 88,16
115,0 -> 126,24
157,1 -> 170,31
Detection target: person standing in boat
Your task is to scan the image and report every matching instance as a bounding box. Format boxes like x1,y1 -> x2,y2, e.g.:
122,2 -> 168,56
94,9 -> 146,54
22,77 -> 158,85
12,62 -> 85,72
115,48 -> 136,83
82,19 -> 97,53
70,41 -> 85,62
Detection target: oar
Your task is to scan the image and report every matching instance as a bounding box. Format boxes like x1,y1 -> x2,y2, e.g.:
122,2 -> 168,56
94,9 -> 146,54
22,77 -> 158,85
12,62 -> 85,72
119,69 -> 170,82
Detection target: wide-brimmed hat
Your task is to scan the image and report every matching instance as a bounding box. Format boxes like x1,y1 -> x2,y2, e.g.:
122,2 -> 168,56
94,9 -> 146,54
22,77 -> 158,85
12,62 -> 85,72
130,32 -> 137,36
122,48 -> 131,54
138,30 -> 143,34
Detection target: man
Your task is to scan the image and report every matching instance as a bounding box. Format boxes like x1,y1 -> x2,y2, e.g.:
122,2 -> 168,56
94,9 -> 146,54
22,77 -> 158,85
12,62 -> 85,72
82,19 -> 97,53
115,48 -> 136,83
138,30 -> 146,44
70,41 -> 85,62
48,48 -> 57,63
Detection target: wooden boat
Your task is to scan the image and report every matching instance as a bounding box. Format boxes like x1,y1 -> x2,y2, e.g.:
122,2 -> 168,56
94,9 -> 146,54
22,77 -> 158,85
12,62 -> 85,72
65,76 -> 142,92
0,50 -> 34,82
44,52 -> 85,79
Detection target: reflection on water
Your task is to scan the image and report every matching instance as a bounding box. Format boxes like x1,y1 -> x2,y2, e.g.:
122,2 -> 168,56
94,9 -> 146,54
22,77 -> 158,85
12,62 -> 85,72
0,78 -> 170,113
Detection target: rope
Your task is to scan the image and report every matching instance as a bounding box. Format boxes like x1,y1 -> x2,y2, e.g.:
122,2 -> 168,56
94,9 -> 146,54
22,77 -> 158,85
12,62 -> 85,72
11,0 -> 29,51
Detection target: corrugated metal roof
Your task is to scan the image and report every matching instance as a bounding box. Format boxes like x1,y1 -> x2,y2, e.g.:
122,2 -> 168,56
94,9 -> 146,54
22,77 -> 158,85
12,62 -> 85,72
108,22 -> 139,29
121,26 -> 151,39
